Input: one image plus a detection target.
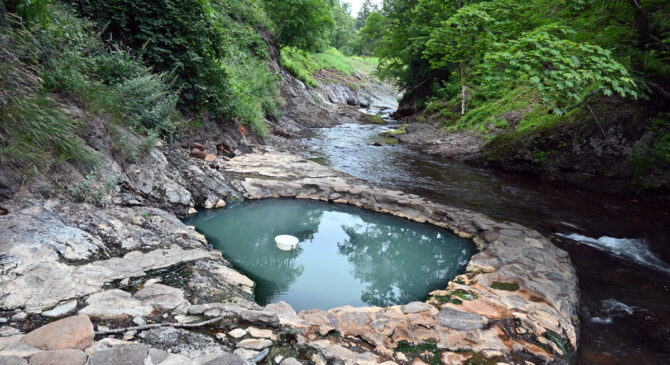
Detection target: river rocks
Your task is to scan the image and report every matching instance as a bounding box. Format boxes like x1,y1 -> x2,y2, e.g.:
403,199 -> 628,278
0,327 -> 21,337
437,307 -> 487,330
236,339 -> 272,350
28,349 -> 87,365
138,327 -> 224,359
279,358 -> 301,365
79,290 -> 153,319
201,353 -> 248,365
0,356 -> 27,365
246,327 -> 276,340
42,301 -> 77,318
134,284 -> 184,310
228,328 -> 247,339
20,315 -> 94,351
400,302 -> 432,314
0,137 -> 579,365
88,344 -> 148,365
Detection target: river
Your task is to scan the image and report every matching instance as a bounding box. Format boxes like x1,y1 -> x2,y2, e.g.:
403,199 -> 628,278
296,121 -> 670,365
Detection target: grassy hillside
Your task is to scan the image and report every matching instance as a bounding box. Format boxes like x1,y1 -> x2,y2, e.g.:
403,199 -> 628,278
0,0 -> 285,182
280,46 -> 379,87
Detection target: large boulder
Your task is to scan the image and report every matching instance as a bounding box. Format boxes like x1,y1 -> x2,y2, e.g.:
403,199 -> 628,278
20,315 -> 94,351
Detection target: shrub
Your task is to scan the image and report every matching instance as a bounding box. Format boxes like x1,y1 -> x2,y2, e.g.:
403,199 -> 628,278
115,75 -> 178,137
280,46 -> 319,87
0,17 -> 93,170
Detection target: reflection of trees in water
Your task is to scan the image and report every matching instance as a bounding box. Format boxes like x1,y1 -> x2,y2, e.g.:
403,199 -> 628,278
337,220 -> 472,307
214,202 -> 325,297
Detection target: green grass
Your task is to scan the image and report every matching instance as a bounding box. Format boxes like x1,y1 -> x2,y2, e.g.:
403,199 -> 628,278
490,281 -> 519,291
431,289 -> 478,305
312,48 -> 354,75
280,47 -> 380,87
395,340 -> 442,365
349,56 -> 379,76
280,46 -> 319,87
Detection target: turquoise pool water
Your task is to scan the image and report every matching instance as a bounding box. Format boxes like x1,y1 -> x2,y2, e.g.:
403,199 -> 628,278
183,199 -> 476,311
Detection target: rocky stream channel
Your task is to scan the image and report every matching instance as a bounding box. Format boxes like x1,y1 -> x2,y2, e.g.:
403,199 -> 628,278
0,69 -> 667,365
295,117 -> 670,364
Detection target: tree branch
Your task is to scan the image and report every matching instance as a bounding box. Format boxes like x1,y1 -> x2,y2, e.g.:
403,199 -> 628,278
565,88 -> 602,114
94,316 -> 225,336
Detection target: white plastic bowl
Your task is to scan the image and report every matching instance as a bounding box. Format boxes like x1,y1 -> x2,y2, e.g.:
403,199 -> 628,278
275,235 -> 299,251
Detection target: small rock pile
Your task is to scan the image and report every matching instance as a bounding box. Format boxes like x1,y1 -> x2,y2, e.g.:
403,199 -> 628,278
188,142 -> 217,162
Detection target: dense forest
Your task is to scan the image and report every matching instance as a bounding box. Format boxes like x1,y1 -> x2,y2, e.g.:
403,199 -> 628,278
2,0 -> 669,193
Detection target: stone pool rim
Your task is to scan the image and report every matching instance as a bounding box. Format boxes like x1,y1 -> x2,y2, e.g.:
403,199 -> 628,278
207,150 -> 581,364
185,197 -> 478,310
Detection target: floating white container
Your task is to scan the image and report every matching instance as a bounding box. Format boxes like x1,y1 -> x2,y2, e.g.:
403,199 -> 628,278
275,235 -> 299,251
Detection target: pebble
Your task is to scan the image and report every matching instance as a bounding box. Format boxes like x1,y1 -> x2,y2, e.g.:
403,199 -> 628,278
11,312 -> 27,322
228,328 -> 247,339
42,300 -> 77,318
122,330 -> 136,341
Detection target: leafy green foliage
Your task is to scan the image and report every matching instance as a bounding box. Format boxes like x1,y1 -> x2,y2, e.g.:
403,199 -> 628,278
280,46 -> 319,87
114,75 -> 178,137
312,48 -> 354,75
354,11 -> 386,57
482,26 -> 637,114
374,0 -> 668,134
264,0 -> 334,51
65,0 -> 280,135
329,2 -> 357,55
65,0 -> 233,118
4,0 -> 51,25
0,12 -> 93,170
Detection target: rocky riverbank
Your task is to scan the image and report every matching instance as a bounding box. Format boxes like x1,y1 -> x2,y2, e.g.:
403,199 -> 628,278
0,63 -> 579,364
1,144 -> 578,364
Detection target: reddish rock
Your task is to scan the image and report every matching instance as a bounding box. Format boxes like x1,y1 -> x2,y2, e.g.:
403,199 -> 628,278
190,148 -> 208,159
20,315 -> 94,350
192,142 -> 207,150
204,154 -> 217,162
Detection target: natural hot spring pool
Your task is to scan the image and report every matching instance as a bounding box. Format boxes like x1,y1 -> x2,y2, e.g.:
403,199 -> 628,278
183,199 -> 476,311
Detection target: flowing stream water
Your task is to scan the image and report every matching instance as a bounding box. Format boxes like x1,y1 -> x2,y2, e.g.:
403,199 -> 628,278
296,121 -> 670,365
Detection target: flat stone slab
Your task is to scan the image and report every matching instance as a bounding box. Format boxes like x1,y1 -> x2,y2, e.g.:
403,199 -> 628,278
88,344 -> 148,365
28,349 -> 87,365
20,315 -> 94,351
79,290 -> 153,319
42,301 -> 77,318
437,307 -> 487,330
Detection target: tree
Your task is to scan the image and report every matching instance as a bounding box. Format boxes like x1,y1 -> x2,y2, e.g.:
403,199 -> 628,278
355,0 -> 376,30
330,1 -> 357,55
354,11 -> 386,56
264,0 -> 335,51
